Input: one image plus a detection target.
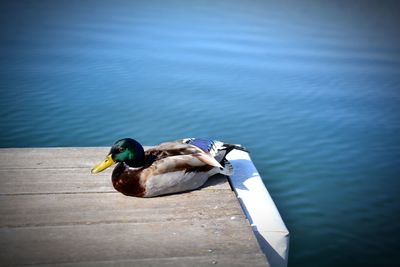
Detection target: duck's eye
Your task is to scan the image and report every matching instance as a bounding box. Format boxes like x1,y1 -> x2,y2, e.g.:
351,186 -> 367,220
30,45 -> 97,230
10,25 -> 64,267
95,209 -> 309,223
119,148 -> 125,152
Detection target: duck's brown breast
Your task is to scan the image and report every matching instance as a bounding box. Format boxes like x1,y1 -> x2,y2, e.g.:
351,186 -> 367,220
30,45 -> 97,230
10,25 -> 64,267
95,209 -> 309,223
112,163 -> 146,197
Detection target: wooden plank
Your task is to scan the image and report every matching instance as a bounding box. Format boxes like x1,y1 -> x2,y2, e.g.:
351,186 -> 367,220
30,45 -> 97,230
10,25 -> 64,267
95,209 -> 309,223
0,168 -> 114,194
0,148 -> 230,194
0,169 -> 228,195
0,219 -> 265,266
27,254 -> 269,267
0,191 -> 242,228
0,147 -> 108,169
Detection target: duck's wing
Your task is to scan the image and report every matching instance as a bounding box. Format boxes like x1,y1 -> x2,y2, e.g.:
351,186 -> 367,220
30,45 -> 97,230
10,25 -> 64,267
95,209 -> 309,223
141,140 -> 234,197
140,153 -> 223,197
145,142 -> 222,168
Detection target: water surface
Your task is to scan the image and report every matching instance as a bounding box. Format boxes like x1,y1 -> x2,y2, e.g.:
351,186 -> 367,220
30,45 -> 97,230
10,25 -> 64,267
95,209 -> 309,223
1,1 -> 400,266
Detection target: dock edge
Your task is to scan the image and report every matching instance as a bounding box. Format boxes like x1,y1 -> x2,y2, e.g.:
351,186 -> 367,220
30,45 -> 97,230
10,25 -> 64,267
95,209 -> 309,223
226,150 -> 290,267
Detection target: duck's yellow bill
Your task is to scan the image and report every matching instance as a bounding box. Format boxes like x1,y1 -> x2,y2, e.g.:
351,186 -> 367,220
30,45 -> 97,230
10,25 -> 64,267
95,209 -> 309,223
91,154 -> 116,174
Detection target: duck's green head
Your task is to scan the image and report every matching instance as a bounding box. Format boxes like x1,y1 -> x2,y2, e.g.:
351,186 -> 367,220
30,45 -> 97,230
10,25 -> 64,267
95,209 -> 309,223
91,138 -> 145,174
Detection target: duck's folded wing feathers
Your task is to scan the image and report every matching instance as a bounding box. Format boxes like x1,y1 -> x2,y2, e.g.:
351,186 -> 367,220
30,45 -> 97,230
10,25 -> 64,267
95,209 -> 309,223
145,142 -> 221,167
141,154 -> 211,178
192,152 -> 222,168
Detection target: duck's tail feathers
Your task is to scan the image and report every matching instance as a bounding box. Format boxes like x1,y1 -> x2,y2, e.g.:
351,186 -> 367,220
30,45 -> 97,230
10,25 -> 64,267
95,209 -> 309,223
182,138 -> 249,156
219,159 -> 234,176
222,143 -> 249,155
212,142 -> 249,163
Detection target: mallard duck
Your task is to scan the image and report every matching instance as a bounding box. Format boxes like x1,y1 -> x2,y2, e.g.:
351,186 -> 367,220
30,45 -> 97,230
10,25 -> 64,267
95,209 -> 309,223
91,138 -> 244,197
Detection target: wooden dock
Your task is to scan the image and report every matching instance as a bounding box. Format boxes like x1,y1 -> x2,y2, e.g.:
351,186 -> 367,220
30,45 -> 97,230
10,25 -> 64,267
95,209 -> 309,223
0,148 -> 269,266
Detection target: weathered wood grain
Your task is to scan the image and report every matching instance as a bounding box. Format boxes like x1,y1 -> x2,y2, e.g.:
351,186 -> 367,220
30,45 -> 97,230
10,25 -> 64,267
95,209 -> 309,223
0,218 -> 261,265
0,148 -> 268,267
27,254 -> 269,267
0,147 -> 108,169
0,191 -> 242,227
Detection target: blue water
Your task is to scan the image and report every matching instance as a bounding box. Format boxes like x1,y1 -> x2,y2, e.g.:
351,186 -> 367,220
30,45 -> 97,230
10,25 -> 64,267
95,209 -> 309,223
1,1 -> 400,266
